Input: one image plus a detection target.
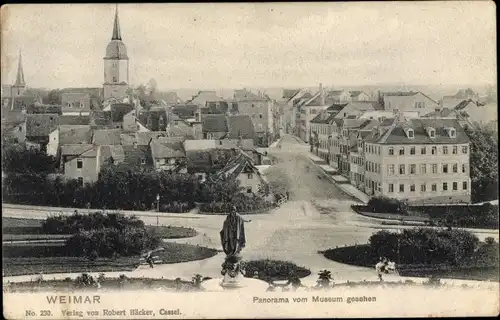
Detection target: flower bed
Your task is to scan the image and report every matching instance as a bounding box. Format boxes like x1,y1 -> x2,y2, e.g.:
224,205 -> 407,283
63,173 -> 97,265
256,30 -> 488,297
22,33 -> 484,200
243,259 -> 311,281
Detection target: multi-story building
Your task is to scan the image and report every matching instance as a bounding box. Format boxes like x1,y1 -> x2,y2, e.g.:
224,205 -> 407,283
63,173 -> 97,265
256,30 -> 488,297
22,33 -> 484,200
233,89 -> 274,146
297,84 -> 331,143
350,91 -> 371,101
310,111 -> 336,161
361,117 -> 471,204
381,91 -> 440,117
334,101 -> 383,119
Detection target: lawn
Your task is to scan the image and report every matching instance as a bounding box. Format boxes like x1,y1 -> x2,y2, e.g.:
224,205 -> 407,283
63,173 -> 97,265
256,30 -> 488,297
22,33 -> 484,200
2,217 -> 197,241
324,243 -> 499,281
3,242 -> 217,277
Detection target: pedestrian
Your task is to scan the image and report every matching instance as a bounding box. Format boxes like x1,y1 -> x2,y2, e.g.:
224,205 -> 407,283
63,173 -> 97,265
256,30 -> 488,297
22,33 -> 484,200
145,252 -> 154,268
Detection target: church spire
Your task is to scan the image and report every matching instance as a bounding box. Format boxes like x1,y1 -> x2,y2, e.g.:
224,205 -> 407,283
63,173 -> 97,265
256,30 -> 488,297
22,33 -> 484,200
14,49 -> 25,87
111,4 -> 122,40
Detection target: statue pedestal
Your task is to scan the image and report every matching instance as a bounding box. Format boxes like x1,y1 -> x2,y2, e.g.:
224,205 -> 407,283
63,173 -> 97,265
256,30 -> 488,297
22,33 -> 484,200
220,272 -> 245,289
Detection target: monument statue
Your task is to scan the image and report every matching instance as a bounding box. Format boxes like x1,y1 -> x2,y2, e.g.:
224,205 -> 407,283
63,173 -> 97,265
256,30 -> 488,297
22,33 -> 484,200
219,206 -> 252,288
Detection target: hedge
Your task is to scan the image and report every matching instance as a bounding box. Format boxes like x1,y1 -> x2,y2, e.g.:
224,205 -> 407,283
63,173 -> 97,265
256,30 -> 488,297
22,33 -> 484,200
367,196 -> 409,214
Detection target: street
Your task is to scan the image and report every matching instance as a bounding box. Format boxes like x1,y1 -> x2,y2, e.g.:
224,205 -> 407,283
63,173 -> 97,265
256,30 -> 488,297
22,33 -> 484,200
2,134 -> 498,283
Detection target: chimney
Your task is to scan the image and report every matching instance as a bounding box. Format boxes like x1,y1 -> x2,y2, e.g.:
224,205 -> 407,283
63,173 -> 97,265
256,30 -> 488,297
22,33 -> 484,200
319,83 -> 325,105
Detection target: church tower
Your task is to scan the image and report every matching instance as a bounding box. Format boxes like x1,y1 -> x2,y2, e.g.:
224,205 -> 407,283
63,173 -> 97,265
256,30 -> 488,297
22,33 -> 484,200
103,5 -> 129,100
12,49 -> 26,97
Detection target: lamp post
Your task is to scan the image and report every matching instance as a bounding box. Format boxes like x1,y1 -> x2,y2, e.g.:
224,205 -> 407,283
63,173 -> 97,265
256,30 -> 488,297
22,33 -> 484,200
156,194 -> 160,226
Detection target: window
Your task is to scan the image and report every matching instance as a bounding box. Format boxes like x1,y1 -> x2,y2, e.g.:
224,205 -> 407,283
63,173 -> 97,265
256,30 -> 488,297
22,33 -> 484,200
421,146 -> 426,155
442,164 -> 448,173
410,164 -> 416,174
246,187 -> 252,193
463,181 -> 468,190
388,184 -> 394,193
452,146 -> 457,154
453,182 -> 458,191
408,129 -> 414,139
78,177 -> 83,186
399,164 -> 405,174
421,184 -> 426,192
429,129 -> 436,138
432,164 -> 438,174
399,184 -> 404,192
420,164 -> 427,174
410,184 -> 415,192
77,159 -> 83,169
452,164 -> 458,173
462,164 -> 466,173
410,147 -> 415,155
431,146 -> 437,155
443,182 -> 448,191
462,146 -> 468,154
450,129 -> 456,138
443,146 -> 448,155
251,104 -> 255,108
399,147 -> 405,155
388,147 -> 394,155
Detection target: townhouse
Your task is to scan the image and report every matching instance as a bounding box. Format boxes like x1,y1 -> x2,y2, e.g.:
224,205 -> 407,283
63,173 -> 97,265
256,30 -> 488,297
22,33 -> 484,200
382,91 -> 440,117
361,117 -> 471,204
310,111 -> 337,160
296,84 -> 331,143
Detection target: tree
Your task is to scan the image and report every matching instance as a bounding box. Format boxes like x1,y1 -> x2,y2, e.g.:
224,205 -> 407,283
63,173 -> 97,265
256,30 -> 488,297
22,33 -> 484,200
465,124 -> 498,202
1,141 -> 56,174
200,175 -> 243,203
43,89 -> 62,105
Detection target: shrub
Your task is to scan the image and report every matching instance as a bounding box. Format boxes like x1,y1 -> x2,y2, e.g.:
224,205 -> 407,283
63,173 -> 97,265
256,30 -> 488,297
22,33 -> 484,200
367,196 -> 408,214
160,202 -> 194,213
41,212 -> 145,234
65,227 -> 161,259
369,228 -> 479,265
244,259 -> 311,281
200,197 -> 274,213
485,237 -> 496,245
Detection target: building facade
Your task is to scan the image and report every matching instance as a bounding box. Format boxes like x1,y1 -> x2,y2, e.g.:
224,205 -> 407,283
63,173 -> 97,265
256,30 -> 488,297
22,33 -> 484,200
362,118 -> 471,204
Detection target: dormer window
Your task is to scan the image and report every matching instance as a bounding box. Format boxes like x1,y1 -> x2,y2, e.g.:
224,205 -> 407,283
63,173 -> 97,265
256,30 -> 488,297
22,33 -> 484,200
447,127 -> 456,138
426,127 -> 436,138
407,129 -> 414,139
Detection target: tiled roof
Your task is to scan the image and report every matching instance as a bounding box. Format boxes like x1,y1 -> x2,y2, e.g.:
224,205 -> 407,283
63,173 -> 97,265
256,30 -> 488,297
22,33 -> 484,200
283,89 -> 299,100
424,107 -> 455,118
157,91 -> 183,104
151,136 -> 186,159
310,111 -> 336,124
364,118 -> 469,145
172,104 -> 199,119
136,108 -> 168,131
381,91 -> 419,97
90,110 -> 112,126
61,144 -> 96,157
187,91 -> 223,106
116,145 -> 153,171
350,91 -> 364,97
110,103 -> 134,122
328,103 -> 349,112
184,139 -> 217,151
205,100 -> 230,114
92,129 -> 123,145
26,114 -> 59,137
59,115 -> 90,126
213,151 -> 258,181
359,119 -> 380,131
58,125 -> 93,145
135,131 -> 169,146
349,101 -> 383,111
454,99 -> 476,110
227,114 -> 255,139
234,89 -> 268,102
27,104 -> 62,115
166,125 -> 195,139
202,114 -> 228,132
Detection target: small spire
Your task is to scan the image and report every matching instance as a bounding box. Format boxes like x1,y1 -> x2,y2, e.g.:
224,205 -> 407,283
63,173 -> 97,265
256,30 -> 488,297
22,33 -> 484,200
14,49 -> 26,87
111,4 -> 122,40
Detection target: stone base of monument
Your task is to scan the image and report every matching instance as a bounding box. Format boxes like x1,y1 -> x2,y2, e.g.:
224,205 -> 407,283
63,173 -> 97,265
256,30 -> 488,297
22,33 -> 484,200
202,276 -> 269,292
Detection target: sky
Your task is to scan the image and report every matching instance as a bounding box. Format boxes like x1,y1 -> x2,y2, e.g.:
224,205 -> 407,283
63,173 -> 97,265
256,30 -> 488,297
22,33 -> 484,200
1,2 -> 496,91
